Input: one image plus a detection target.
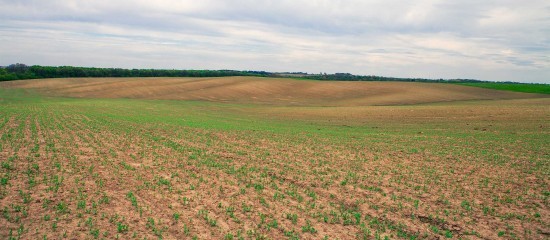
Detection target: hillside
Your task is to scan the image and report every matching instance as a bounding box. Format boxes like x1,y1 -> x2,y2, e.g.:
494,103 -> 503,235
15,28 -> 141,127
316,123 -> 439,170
1,77 -> 546,106
0,78 -> 548,239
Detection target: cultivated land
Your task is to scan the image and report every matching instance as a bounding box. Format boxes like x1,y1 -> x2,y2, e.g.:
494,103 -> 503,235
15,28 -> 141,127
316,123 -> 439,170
2,77 -> 546,106
0,77 -> 548,239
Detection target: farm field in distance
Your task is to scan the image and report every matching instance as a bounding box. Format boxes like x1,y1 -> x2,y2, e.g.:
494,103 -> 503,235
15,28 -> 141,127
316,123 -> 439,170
0,77 -> 548,239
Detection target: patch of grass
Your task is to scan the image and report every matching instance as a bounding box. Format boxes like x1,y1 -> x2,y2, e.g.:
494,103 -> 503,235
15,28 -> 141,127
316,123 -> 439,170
454,82 -> 550,94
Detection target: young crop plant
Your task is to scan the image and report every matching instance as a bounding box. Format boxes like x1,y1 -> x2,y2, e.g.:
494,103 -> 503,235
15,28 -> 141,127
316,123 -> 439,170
117,222 -> 129,233
197,209 -> 217,227
126,191 -> 138,209
285,213 -> 298,225
242,203 -> 252,213
173,212 -> 180,222
301,220 -> 317,233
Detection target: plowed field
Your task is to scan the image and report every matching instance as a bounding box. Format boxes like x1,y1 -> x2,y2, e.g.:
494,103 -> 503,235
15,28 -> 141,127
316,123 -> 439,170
0,78 -> 548,239
1,77 -> 544,106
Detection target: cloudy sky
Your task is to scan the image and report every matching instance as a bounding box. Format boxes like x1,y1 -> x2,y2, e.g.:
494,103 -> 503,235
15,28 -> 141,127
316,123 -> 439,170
1,0 -> 549,83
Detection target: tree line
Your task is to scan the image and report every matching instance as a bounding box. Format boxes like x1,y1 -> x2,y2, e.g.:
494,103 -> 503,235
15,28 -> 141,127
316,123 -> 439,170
0,64 -> 273,81
0,63 -> 504,84
299,72 -> 491,83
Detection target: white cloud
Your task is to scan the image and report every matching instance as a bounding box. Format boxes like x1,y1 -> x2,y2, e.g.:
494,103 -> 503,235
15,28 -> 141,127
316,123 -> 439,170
0,0 -> 549,83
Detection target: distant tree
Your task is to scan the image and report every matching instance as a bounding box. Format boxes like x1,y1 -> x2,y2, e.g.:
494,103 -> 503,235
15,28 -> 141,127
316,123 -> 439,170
6,63 -> 29,73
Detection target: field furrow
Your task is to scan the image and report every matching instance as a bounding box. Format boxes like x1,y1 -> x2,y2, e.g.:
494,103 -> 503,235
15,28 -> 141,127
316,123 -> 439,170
0,82 -> 548,239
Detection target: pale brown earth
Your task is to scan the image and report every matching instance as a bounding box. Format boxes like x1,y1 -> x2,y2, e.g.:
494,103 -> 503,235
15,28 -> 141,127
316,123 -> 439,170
0,78 -> 548,239
1,77 -> 545,106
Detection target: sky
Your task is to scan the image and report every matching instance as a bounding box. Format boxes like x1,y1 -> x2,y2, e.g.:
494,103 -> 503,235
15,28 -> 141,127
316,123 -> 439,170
0,0 -> 549,83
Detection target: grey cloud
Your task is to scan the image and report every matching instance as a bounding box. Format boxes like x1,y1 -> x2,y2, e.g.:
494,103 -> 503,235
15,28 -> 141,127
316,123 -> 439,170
0,0 -> 549,83
505,57 -> 535,67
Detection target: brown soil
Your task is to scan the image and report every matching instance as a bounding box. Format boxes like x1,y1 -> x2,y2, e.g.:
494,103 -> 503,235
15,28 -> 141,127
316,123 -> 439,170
1,77 -> 545,106
0,79 -> 548,239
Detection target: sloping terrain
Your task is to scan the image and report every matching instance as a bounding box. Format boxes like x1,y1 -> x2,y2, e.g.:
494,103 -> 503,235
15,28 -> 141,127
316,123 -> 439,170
0,92 -> 548,239
1,77 -> 545,106
0,85 -> 548,239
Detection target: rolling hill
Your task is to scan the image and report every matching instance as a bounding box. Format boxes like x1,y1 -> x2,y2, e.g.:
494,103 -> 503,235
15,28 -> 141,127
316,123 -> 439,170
1,77 -> 546,106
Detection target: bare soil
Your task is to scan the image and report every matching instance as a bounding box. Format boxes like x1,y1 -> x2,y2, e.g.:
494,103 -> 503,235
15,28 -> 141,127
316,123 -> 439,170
0,78 -> 548,239
1,77 -> 546,106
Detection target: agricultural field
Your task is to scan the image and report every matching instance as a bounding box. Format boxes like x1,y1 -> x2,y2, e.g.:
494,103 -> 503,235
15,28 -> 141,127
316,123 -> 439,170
452,82 -> 550,95
0,77 -> 548,239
